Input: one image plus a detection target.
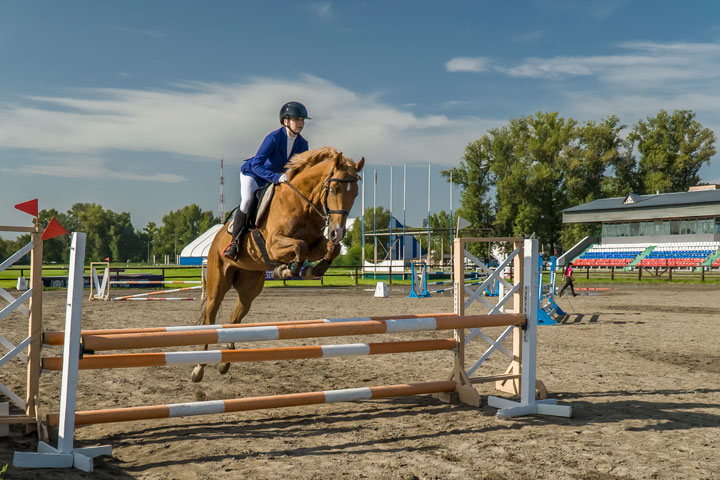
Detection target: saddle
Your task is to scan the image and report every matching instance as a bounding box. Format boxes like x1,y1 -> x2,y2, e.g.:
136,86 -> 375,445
226,184 -> 275,235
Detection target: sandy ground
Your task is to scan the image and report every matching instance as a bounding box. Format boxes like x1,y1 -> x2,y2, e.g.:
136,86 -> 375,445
1,282 -> 719,480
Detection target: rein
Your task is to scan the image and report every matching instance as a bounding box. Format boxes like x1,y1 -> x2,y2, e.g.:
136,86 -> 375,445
284,167 -> 359,227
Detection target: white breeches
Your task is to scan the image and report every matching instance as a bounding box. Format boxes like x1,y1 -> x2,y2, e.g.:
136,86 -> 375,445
239,172 -> 261,214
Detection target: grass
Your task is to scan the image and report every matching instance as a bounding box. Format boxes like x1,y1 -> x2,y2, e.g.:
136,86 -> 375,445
0,265 -> 412,290
3,264 -> 719,290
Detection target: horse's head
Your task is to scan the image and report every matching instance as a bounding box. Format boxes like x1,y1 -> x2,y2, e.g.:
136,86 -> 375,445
323,151 -> 364,244
285,147 -> 365,244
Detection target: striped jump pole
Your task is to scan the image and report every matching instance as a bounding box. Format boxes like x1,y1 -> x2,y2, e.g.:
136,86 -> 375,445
47,381 -> 458,427
80,314 -> 526,352
109,280 -> 201,285
111,285 -> 201,301
42,312 -> 463,346
115,297 -> 196,301
42,338 -> 458,371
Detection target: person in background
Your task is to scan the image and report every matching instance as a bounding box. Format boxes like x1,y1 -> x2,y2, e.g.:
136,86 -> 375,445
223,101 -> 310,259
558,261 -> 577,297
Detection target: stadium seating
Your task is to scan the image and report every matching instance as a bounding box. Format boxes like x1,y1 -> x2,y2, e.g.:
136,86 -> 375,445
573,243 -> 649,267
574,242 -> 720,268
637,242 -> 719,267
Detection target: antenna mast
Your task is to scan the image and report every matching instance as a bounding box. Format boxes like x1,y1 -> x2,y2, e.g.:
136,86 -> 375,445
219,157 -> 225,221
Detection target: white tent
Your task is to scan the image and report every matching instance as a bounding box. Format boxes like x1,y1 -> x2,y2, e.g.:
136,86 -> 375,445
178,224 -> 223,265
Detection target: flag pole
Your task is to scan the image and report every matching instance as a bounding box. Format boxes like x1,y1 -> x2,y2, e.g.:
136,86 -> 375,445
403,164 -> 406,272
361,170 -> 365,275
427,163 -> 431,267
373,169 -> 377,276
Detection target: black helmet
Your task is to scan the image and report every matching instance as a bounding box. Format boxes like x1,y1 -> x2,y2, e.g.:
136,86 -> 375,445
279,101 -> 310,125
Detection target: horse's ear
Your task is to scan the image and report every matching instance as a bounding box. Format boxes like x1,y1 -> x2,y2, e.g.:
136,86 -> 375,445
333,151 -> 343,167
356,157 -> 365,172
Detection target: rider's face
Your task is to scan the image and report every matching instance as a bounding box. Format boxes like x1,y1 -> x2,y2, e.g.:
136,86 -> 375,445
284,117 -> 305,135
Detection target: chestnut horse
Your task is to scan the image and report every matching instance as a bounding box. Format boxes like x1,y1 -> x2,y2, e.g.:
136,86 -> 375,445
191,147 -> 364,382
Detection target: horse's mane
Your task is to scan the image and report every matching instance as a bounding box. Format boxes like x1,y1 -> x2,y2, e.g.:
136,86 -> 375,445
285,146 -> 357,180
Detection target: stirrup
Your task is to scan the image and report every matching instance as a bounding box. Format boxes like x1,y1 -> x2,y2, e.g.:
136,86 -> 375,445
223,241 -> 239,259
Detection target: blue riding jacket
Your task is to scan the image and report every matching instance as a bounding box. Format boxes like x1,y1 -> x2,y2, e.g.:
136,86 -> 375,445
240,127 -> 309,186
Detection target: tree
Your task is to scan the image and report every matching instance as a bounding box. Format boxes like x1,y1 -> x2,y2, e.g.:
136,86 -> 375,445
446,112 -> 576,253
629,109 -> 716,194
38,209 -> 73,263
153,205 -> 218,258
139,222 -> 157,263
558,116 -> 633,248
448,109 -> 717,254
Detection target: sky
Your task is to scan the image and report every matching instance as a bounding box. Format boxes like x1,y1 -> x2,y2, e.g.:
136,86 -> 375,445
2,0 -> 720,239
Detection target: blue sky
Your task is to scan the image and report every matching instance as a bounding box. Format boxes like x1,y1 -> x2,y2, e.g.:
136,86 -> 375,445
2,0 -> 720,238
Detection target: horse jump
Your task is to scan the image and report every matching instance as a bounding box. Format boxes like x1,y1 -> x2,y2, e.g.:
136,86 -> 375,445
88,261 -> 206,301
12,234 -> 572,472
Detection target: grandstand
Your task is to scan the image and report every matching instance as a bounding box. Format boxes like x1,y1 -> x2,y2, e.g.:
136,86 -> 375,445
560,185 -> 720,268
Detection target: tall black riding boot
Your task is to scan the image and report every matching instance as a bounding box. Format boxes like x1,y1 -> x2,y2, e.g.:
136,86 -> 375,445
223,210 -> 248,260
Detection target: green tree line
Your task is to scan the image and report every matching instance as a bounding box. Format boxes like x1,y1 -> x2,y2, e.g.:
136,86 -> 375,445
445,109 -> 716,255
1,204 -> 218,264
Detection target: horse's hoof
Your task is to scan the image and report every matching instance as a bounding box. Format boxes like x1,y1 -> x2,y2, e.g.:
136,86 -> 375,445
300,266 -> 316,280
191,365 -> 205,383
218,362 -> 231,375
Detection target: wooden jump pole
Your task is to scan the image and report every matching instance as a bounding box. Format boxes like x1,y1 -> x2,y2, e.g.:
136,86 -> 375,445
109,280 -> 202,285
112,297 -> 197,301
43,313 -> 462,346
42,338 -> 458,371
111,285 -> 201,301
80,314 -> 526,352
47,381 -> 458,427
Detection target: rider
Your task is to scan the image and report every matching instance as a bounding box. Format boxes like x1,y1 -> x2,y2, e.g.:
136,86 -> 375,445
223,101 -> 311,259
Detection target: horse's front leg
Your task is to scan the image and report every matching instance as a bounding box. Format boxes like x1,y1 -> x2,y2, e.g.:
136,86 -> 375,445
267,236 -> 309,279
301,240 -> 341,279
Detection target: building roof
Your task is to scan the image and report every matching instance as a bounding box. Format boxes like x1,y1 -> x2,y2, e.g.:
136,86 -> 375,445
562,189 -> 720,223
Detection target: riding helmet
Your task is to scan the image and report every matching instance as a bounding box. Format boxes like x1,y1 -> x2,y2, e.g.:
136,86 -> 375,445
279,101 -> 311,125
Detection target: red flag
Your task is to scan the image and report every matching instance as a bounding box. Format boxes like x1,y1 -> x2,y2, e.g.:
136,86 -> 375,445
104,257 -> 110,262
41,217 -> 69,240
14,199 -> 38,218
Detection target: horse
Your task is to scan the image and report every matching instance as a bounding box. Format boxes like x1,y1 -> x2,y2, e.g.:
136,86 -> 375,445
191,146 -> 365,382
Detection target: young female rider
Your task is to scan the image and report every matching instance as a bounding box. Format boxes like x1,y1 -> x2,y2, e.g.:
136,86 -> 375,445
223,101 -> 310,259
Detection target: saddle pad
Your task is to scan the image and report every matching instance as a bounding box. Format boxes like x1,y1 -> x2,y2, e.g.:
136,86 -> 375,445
254,183 -> 275,225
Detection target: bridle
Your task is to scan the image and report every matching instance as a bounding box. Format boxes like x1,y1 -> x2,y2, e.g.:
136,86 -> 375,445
284,167 -> 360,228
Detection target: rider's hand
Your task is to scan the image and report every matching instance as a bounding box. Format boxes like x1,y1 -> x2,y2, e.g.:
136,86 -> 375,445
278,174 -> 288,183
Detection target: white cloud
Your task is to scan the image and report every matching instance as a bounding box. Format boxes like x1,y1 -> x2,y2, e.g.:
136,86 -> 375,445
0,76 -> 503,174
308,2 -> 334,20
0,156 -> 186,183
491,42 -> 720,86
445,57 -> 491,73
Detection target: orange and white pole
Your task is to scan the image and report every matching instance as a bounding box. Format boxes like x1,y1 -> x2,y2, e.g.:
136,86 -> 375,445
48,381 -> 457,426
42,312 -> 469,346
79,314 -> 526,352
42,338 -> 458,371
